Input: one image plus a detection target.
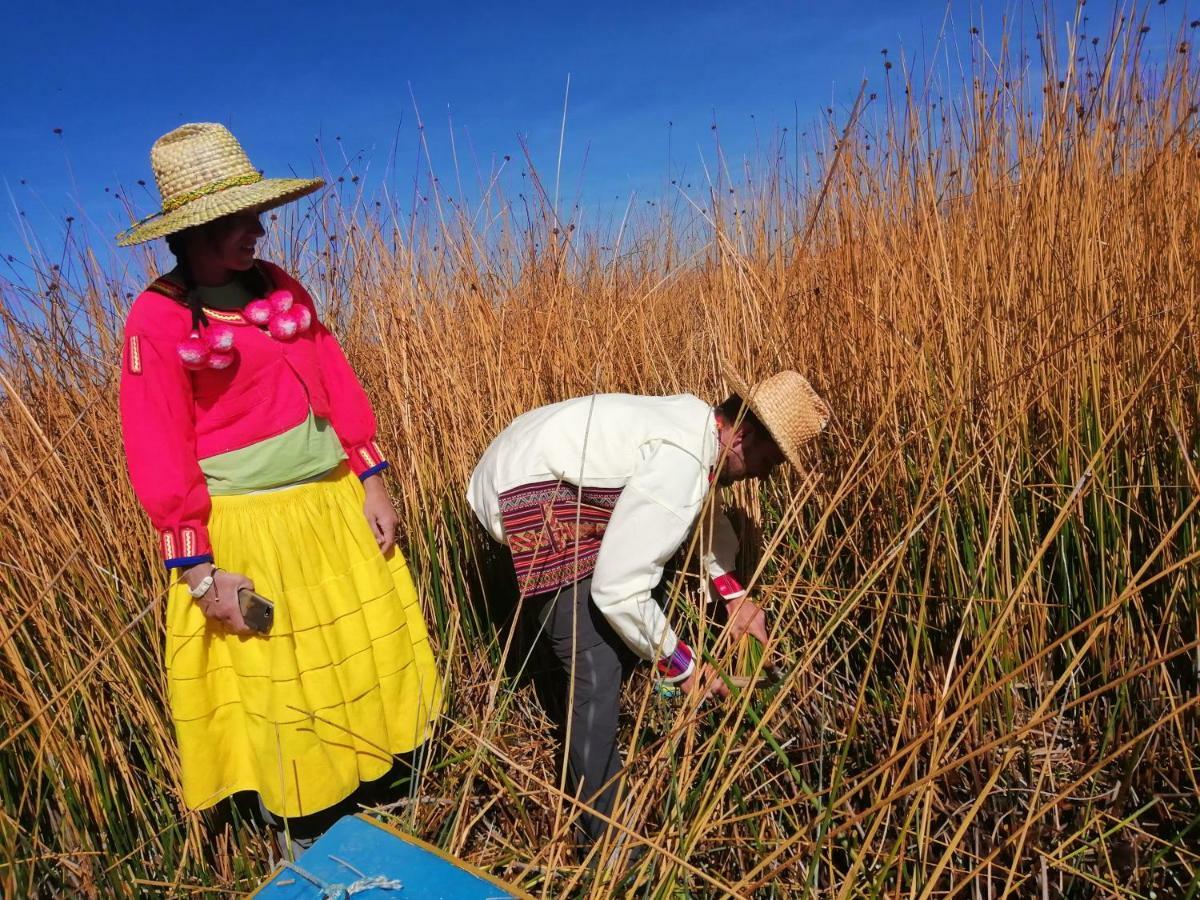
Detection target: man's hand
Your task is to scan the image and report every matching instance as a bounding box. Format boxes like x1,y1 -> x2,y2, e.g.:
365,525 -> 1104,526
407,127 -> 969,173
362,474 -> 398,554
679,663 -> 731,702
183,565 -> 255,635
724,595 -> 769,645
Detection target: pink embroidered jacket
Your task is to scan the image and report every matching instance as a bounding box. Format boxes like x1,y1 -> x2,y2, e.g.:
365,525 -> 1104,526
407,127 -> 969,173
119,260 -> 387,569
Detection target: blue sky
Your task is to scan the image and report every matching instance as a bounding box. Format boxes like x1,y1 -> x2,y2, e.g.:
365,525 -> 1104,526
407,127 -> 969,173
0,0 -> 1175,263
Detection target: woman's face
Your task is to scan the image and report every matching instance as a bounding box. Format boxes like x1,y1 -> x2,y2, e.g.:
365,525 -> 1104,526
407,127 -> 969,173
192,213 -> 266,272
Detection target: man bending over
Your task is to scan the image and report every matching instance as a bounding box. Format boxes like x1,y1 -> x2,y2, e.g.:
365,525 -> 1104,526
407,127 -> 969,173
467,370 -> 829,848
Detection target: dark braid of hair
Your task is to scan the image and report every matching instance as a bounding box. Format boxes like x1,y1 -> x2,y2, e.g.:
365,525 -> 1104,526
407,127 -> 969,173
165,231 -> 208,332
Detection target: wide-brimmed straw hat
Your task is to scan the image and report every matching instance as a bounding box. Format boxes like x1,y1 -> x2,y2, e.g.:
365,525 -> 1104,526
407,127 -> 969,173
721,366 -> 831,471
116,123 -> 324,246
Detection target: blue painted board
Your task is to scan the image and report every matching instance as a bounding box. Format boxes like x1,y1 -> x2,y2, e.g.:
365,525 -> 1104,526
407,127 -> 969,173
255,815 -> 525,899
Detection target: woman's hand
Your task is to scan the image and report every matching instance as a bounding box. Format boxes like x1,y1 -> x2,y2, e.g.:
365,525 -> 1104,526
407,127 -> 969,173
183,564 -> 255,635
362,474 -> 398,554
679,663 -> 731,703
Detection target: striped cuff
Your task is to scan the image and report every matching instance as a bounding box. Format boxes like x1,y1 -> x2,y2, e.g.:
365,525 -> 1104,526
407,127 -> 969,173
656,640 -> 695,684
346,440 -> 387,477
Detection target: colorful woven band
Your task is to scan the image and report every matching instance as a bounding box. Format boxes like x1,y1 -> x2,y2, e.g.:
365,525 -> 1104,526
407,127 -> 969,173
162,172 -> 263,212
656,640 -> 695,684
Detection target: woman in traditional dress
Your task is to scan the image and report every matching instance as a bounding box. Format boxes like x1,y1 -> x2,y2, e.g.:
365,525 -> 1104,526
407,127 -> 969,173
116,122 -> 442,852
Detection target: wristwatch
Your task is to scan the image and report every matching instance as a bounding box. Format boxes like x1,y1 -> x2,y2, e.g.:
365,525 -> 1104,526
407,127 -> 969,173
188,567 -> 218,599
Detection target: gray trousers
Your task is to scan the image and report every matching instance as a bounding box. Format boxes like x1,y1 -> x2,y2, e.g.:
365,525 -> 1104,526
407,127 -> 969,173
532,575 -> 636,846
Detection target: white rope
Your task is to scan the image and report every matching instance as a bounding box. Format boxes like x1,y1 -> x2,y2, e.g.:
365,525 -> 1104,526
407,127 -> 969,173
279,860 -> 404,898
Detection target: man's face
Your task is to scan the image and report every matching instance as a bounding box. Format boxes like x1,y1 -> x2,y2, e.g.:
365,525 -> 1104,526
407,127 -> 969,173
718,422 -> 786,484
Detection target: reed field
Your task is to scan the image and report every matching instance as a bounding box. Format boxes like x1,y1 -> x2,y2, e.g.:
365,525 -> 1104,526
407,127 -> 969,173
2,6 -> 1199,897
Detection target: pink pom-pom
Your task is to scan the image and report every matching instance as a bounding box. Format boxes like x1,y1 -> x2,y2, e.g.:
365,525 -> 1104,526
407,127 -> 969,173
207,351 -> 236,370
268,309 -> 300,340
293,305 -> 312,332
206,324 -> 235,352
177,334 -> 209,370
268,289 -> 294,314
244,298 -> 273,325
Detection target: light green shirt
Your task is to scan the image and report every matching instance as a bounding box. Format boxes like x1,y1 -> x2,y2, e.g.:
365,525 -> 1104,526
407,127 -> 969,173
200,411 -> 347,495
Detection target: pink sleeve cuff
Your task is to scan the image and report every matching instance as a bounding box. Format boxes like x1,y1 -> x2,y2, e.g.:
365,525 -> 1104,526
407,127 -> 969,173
711,572 -> 746,602
346,440 -> 388,478
159,524 -> 213,569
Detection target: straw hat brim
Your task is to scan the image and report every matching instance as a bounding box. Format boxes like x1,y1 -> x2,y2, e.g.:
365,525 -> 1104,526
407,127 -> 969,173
116,177 -> 324,246
721,365 -> 824,472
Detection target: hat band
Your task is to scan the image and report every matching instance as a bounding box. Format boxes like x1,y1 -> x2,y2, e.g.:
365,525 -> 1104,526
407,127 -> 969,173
161,172 -> 263,213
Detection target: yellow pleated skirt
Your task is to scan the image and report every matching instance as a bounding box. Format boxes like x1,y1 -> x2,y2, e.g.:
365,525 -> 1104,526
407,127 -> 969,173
165,465 -> 443,818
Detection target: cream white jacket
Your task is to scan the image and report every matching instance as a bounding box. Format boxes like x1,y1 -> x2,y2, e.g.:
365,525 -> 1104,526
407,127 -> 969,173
467,393 -> 739,661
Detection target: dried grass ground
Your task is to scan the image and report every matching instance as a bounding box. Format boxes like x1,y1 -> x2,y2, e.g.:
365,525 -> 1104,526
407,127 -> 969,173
2,8 -> 1199,897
